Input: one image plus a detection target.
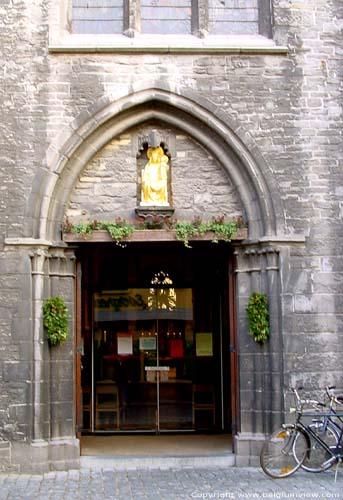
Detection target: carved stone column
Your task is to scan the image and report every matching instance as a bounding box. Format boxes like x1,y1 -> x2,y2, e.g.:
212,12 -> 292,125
234,243 -> 283,465
47,248 -> 76,441
26,245 -> 79,471
30,249 -> 50,443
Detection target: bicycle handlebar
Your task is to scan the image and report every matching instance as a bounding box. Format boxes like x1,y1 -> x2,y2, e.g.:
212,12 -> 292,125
290,386 -> 343,412
325,385 -> 343,406
290,387 -> 325,410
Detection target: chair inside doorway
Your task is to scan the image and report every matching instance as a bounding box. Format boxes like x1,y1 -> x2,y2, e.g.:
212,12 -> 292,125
95,382 -> 120,430
192,384 -> 216,428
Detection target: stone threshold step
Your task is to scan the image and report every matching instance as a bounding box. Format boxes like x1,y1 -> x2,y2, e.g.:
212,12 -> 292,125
81,454 -> 235,470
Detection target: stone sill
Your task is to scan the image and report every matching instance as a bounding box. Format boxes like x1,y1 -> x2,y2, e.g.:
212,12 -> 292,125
49,34 -> 288,55
62,228 -> 248,243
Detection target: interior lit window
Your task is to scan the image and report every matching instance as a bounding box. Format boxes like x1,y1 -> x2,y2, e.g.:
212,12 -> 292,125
149,271 -> 177,311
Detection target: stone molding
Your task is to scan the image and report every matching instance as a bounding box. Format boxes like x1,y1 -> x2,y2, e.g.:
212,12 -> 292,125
27,83 -> 286,243
62,228 -> 247,244
4,231 -> 307,248
48,41 -> 288,55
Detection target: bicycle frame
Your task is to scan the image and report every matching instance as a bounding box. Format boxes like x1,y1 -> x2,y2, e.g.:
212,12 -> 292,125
260,387 -> 343,479
322,387 -> 343,436
291,386 -> 343,441
296,412 -> 343,469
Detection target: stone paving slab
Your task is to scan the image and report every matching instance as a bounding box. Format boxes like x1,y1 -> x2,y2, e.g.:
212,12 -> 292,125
0,467 -> 342,500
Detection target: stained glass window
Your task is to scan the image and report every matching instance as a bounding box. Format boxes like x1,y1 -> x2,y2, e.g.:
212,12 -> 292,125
71,1 -> 262,37
208,0 -> 259,35
72,0 -> 124,34
141,0 -> 192,35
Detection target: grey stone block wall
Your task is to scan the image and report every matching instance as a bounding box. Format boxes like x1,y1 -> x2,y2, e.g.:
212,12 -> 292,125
66,124 -> 243,222
0,0 -> 342,470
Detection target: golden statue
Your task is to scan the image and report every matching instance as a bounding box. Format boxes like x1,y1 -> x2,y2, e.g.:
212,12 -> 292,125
141,146 -> 169,206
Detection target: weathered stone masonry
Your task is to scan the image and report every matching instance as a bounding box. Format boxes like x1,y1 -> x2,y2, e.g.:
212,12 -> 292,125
0,0 -> 342,471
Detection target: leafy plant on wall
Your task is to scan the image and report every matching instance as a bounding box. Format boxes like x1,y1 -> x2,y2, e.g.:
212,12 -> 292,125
246,292 -> 270,344
43,296 -> 69,346
63,215 -> 245,248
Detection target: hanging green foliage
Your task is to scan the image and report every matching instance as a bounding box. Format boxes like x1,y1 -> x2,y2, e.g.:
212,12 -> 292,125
63,215 -> 244,248
246,292 -> 270,344
100,220 -> 134,247
43,296 -> 69,346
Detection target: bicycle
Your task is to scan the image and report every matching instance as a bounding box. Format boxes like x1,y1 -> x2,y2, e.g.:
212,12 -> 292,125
296,386 -> 343,473
321,385 -> 343,437
260,387 -> 343,479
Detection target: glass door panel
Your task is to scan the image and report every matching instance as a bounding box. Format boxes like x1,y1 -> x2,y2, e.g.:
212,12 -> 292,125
92,285 -> 195,431
80,244 -> 231,435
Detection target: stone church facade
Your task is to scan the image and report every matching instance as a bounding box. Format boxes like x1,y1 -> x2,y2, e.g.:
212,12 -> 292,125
0,1 -> 342,472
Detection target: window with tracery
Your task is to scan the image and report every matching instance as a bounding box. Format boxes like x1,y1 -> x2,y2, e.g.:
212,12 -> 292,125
71,0 -> 267,37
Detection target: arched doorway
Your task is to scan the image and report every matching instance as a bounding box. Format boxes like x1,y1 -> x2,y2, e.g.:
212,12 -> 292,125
59,112 -> 247,451
29,84 -> 283,242
24,84 -> 285,466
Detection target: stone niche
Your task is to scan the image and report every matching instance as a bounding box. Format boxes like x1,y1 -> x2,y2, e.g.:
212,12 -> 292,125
135,129 -> 175,220
65,122 -> 244,223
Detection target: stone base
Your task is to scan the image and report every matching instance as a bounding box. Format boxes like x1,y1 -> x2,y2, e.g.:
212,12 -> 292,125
234,432 -> 266,467
7,438 -> 80,473
2,434 -> 267,471
135,206 -> 175,219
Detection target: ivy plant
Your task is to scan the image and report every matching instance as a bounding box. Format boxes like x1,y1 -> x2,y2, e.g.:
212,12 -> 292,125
63,215 -> 244,248
68,220 -> 95,237
64,217 -> 134,247
173,215 -> 239,248
100,220 -> 134,247
43,296 -> 69,346
246,292 -> 270,344
174,221 -> 199,248
208,216 -> 238,243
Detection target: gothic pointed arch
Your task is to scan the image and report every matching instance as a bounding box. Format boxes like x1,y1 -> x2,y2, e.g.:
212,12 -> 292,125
28,82 -> 284,242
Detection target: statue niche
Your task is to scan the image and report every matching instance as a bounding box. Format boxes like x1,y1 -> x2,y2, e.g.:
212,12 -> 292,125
140,146 -> 170,207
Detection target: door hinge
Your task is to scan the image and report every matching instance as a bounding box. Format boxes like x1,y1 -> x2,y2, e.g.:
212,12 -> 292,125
229,344 -> 236,353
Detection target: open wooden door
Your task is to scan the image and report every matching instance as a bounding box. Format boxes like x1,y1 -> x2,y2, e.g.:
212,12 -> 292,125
228,257 -> 238,440
75,260 -> 82,441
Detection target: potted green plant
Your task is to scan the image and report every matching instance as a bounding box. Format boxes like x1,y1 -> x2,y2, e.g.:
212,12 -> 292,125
43,296 -> 69,346
246,292 -> 270,344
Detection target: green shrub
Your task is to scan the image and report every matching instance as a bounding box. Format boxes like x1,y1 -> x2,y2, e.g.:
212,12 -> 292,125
246,292 -> 269,344
43,297 -> 69,346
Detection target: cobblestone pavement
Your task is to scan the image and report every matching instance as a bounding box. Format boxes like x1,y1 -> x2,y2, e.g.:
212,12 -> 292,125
0,467 -> 343,500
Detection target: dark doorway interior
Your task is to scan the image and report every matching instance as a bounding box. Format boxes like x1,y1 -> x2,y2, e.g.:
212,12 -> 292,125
77,242 -> 233,435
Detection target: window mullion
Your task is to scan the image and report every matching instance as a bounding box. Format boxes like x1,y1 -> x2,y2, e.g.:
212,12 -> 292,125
193,0 -> 208,38
124,0 -> 141,37
258,0 -> 273,38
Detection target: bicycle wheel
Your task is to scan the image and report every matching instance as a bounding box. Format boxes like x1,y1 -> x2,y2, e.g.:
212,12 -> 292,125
294,421 -> 339,472
260,427 -> 308,479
